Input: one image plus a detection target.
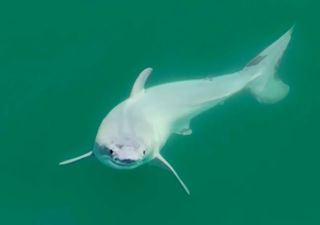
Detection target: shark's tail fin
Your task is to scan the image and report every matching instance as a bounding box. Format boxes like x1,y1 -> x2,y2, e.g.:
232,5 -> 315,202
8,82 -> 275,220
244,26 -> 293,104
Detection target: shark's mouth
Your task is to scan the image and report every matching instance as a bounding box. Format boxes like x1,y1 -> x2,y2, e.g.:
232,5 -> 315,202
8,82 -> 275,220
108,157 -> 141,169
113,158 -> 136,166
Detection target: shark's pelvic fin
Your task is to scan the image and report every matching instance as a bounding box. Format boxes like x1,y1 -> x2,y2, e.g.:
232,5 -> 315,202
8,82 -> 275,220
173,119 -> 193,136
156,154 -> 190,195
130,67 -> 153,97
59,151 -> 93,166
176,128 -> 192,136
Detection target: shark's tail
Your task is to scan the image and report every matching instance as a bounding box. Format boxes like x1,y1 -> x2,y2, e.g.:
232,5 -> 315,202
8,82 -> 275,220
243,27 -> 293,104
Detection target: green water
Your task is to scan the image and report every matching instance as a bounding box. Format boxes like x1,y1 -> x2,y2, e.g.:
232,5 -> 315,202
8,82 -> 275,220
1,0 -> 319,224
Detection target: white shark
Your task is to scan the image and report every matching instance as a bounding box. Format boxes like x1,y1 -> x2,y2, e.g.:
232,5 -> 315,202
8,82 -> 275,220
60,27 -> 293,195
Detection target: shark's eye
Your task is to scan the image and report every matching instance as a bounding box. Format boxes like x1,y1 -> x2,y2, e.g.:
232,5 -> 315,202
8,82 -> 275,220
109,149 -> 114,155
143,150 -> 146,155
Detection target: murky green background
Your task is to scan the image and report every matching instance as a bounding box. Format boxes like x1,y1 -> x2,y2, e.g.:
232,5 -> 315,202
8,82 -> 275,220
0,0 -> 319,224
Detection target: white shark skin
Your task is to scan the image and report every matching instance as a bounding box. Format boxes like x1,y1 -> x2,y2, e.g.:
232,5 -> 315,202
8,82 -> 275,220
60,27 -> 293,195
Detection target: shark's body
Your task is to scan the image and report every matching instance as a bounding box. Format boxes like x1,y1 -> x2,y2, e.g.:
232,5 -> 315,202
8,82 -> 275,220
60,27 -> 293,194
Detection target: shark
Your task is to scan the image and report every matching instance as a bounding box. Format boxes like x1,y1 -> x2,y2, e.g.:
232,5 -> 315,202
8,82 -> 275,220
59,27 -> 293,195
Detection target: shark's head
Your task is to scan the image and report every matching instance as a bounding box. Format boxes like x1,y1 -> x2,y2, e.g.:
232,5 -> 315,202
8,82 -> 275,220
93,139 -> 149,169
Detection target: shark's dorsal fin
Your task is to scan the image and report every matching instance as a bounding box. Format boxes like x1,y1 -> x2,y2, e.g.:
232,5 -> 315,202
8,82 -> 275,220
130,67 -> 152,97
59,151 -> 93,165
155,154 -> 190,195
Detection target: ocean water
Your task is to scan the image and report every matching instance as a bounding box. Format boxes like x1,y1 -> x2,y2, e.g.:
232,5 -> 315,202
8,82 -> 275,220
0,0 -> 319,224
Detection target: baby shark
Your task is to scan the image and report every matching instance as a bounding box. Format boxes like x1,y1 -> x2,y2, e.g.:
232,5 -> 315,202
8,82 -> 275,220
60,27 -> 293,195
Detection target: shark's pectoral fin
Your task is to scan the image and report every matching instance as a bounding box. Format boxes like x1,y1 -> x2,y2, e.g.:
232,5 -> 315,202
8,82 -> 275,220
130,67 -> 152,97
59,151 -> 93,166
155,154 -> 190,195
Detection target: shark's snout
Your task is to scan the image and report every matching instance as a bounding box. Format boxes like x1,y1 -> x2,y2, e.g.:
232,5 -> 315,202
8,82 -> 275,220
93,143 -> 145,169
115,148 -> 141,160
112,149 -> 142,166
